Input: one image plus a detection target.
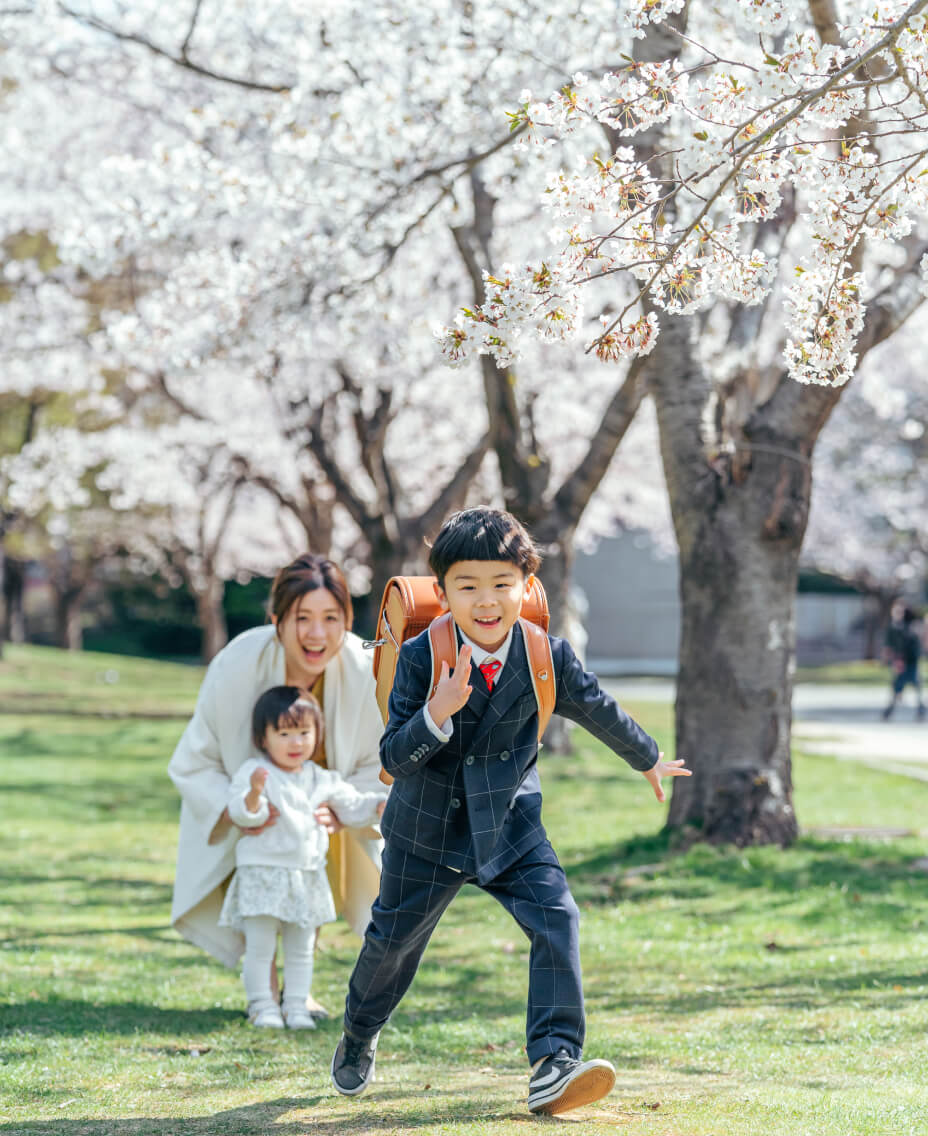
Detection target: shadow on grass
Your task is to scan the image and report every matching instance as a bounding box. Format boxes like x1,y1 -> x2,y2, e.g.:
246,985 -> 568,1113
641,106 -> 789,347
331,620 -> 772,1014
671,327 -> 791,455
597,962 -> 928,1018
0,997 -> 244,1038
0,924 -> 181,953
0,1090 -> 578,1135
0,701 -> 191,720
568,833 -> 928,912
0,775 -> 180,825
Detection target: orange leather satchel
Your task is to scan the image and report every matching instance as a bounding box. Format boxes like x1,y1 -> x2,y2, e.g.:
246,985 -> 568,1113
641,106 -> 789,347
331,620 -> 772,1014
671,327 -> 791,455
368,575 -> 556,785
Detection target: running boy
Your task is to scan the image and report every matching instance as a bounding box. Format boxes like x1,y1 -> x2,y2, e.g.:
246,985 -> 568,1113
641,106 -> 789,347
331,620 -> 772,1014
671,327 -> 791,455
331,507 -> 690,1114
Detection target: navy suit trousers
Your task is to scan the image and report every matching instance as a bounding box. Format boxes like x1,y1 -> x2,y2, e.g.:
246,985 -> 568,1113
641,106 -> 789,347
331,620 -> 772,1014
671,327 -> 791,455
343,839 -> 585,1065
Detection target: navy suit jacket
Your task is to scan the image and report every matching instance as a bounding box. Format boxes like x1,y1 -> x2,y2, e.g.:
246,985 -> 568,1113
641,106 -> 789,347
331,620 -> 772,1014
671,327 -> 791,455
379,621 -> 659,884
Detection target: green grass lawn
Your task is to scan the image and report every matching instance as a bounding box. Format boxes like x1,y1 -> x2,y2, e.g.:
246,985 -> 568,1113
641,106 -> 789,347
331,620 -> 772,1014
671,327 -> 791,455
2,645 -> 928,1135
794,659 -> 888,686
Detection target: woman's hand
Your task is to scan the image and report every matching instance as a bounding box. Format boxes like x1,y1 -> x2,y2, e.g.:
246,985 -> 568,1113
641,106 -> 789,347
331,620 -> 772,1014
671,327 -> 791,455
314,803 -> 345,834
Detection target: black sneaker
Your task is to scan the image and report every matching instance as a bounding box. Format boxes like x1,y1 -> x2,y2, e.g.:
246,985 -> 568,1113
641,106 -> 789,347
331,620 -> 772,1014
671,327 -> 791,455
331,1031 -> 379,1096
527,1048 -> 616,1115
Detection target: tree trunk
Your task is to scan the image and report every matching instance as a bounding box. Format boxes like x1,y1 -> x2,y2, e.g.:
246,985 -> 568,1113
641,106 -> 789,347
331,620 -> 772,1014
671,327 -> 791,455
3,557 -> 26,643
863,588 -> 894,660
196,578 -> 228,663
0,541 -> 5,660
54,588 -> 85,652
534,528 -> 576,753
646,311 -> 834,846
366,531 -> 413,630
666,476 -> 801,845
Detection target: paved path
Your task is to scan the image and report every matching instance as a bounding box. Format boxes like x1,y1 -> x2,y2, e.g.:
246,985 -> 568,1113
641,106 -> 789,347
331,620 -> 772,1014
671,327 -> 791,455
605,677 -> 928,780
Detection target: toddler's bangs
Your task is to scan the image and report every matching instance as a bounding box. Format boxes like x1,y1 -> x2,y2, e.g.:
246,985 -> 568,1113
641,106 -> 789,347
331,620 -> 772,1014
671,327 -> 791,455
275,698 -> 318,731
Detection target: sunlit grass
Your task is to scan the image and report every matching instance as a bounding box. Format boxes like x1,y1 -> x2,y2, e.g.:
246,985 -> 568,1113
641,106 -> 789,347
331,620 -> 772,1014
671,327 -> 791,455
2,650 -> 928,1134
794,659 -> 888,686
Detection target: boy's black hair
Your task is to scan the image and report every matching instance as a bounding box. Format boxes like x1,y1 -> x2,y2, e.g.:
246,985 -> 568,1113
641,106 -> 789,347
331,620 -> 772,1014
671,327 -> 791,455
427,507 -> 541,586
252,685 -> 324,752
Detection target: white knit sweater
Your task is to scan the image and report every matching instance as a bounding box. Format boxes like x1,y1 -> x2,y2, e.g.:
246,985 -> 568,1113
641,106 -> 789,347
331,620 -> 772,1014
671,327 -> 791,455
228,757 -> 386,871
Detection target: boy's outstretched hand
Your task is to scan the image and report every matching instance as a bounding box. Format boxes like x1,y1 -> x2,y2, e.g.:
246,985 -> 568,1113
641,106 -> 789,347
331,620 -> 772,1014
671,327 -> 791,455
642,753 -> 691,803
428,643 -> 474,725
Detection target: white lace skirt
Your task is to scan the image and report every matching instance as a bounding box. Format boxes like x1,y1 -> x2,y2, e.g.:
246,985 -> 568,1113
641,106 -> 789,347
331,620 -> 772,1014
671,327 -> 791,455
219,865 -> 337,930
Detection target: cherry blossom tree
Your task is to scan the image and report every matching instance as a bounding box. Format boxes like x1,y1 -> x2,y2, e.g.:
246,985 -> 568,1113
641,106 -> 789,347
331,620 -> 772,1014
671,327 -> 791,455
806,322 -> 928,605
0,242 -> 109,652
441,0 -> 928,844
0,0 -> 666,636
6,1 -> 927,838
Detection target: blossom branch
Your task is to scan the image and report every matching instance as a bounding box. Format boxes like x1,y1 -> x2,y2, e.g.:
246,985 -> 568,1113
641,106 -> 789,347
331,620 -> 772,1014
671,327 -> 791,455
56,2 -> 293,93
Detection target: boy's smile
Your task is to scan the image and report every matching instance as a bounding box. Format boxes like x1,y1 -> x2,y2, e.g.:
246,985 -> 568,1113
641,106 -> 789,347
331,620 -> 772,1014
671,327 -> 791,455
435,559 -> 533,652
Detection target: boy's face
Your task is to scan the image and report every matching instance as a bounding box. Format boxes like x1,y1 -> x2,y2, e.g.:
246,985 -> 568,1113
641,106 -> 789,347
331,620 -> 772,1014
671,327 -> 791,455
263,720 -> 318,773
435,559 -> 533,653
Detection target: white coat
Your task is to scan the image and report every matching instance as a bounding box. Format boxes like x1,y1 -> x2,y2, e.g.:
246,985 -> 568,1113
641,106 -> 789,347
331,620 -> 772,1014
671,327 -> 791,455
168,625 -> 385,968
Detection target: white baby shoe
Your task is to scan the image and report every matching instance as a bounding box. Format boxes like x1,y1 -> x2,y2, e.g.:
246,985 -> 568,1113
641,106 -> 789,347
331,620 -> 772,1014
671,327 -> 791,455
248,1000 -> 285,1028
283,1004 -> 317,1030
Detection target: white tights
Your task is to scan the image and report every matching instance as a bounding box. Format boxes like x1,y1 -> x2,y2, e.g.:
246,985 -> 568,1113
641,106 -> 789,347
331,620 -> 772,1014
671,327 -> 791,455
241,915 -> 316,1014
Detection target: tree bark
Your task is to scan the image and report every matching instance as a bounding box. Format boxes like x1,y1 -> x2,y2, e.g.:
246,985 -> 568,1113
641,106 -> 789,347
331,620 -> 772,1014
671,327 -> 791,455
531,525 -> 576,751
0,540 -> 6,660
196,577 -> 228,663
3,557 -> 26,643
54,586 -> 85,651
863,588 -> 895,660
667,456 -> 803,844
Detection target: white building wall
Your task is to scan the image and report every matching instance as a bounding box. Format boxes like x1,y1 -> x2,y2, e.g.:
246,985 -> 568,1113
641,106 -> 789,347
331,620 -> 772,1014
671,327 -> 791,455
573,529 -> 873,674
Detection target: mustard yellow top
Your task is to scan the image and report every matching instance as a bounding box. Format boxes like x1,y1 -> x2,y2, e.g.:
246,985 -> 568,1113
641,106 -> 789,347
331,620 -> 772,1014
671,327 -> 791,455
310,673 -> 346,916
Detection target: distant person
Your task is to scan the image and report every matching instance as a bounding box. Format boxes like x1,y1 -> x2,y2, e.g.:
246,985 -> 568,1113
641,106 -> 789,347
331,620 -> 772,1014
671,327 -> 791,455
330,507 -> 691,1116
882,601 -> 925,721
221,687 -> 386,1028
169,554 -> 387,1020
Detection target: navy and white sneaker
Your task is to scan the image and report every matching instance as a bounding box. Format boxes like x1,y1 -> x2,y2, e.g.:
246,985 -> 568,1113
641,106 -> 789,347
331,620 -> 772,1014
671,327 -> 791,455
527,1048 -> 616,1115
331,1031 -> 379,1096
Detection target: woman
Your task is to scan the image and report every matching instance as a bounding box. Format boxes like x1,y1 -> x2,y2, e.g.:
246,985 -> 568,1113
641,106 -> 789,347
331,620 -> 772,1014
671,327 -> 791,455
168,554 -> 385,1012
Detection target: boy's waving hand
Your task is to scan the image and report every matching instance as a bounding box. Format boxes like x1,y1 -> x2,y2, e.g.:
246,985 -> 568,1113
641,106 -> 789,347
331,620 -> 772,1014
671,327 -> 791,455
428,643 -> 474,723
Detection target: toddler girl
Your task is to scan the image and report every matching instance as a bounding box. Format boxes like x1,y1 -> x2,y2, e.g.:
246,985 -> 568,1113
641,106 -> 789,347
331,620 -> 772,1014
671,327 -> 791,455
220,686 -> 387,1029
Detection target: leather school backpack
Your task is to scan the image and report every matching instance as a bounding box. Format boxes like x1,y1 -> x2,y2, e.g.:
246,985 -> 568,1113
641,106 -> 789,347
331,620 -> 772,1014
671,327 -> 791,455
367,575 -> 556,785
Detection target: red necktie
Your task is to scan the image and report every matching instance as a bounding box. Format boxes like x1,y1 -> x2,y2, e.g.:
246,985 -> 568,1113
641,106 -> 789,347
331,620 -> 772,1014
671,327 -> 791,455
479,658 -> 502,692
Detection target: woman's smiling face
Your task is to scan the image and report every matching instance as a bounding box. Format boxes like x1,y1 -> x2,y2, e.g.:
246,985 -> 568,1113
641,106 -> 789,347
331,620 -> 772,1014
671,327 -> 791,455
274,588 -> 347,685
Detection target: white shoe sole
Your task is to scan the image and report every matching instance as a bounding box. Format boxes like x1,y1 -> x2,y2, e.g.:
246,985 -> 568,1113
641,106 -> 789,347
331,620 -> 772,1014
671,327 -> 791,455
528,1060 -> 616,1114
284,1016 -> 317,1030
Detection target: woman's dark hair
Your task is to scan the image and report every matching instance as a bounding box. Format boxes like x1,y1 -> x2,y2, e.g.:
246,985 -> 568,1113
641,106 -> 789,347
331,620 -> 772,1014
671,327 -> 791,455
269,553 -> 353,628
252,686 -> 324,752
427,507 -> 541,587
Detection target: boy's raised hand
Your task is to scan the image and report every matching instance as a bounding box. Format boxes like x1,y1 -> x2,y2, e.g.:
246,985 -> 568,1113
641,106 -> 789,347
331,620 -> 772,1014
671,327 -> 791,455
642,752 -> 691,803
427,643 -> 474,725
